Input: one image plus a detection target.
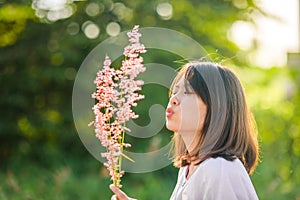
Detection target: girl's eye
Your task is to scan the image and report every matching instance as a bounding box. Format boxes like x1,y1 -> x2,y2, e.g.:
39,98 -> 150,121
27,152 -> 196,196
184,91 -> 193,94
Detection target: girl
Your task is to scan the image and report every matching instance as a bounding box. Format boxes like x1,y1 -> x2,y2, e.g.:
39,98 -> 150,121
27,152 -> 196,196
110,61 -> 259,200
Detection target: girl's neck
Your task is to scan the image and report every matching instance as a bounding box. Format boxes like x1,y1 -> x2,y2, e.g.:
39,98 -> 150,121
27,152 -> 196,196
179,131 -> 198,152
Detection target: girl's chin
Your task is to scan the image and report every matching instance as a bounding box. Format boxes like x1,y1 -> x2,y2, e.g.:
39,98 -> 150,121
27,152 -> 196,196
166,124 -> 178,132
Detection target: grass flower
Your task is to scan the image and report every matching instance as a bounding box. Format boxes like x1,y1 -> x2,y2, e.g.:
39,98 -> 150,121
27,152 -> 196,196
89,25 -> 146,188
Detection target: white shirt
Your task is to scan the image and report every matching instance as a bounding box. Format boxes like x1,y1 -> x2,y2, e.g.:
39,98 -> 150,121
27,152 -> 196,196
170,157 -> 259,200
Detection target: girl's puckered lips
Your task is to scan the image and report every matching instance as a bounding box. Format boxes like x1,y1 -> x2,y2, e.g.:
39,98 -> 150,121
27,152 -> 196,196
166,107 -> 174,118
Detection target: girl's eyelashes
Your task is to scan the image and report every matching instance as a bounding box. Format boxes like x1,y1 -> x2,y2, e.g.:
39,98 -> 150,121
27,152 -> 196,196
171,85 -> 193,95
184,91 -> 194,95
184,87 -> 194,94
171,90 -> 193,95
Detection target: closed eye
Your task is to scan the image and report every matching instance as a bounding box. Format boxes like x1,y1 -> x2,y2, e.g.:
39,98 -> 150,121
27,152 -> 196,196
171,85 -> 179,96
169,92 -> 176,98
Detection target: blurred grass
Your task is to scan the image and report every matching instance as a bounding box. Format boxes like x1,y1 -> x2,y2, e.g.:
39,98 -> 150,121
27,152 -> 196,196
0,146 -> 177,200
0,155 -> 110,199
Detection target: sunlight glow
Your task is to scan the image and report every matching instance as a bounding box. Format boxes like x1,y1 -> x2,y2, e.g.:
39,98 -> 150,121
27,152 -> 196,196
230,0 -> 299,67
254,0 -> 299,67
228,21 -> 255,50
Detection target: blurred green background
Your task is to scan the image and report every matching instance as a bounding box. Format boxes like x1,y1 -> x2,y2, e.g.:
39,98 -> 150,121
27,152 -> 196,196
1,0 -> 299,199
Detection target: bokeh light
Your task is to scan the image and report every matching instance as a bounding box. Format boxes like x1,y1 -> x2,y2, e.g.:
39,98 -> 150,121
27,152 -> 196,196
82,21 -> 100,39
64,67 -> 77,80
85,2 -> 103,17
67,22 -> 80,36
106,22 -> 121,36
32,0 -> 76,21
156,3 -> 173,20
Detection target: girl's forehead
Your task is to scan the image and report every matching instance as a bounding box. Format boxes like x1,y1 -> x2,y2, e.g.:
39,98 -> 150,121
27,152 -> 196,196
173,77 -> 185,87
174,76 -> 192,89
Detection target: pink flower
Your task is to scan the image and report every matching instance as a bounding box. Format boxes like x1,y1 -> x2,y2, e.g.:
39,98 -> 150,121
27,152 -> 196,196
89,25 -> 146,188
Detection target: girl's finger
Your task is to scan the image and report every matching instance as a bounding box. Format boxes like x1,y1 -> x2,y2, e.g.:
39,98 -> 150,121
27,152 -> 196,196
110,184 -> 128,200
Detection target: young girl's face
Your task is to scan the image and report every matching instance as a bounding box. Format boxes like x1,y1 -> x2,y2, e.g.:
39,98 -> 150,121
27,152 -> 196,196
166,76 -> 207,134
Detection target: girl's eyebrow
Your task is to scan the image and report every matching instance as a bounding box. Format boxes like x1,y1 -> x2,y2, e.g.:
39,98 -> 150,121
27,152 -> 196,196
173,85 -> 181,91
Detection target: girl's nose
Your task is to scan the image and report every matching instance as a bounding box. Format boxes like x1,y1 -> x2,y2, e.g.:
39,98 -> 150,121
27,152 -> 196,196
170,95 -> 179,106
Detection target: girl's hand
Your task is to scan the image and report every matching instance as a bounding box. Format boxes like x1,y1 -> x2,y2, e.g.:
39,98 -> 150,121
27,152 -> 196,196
110,184 -> 137,200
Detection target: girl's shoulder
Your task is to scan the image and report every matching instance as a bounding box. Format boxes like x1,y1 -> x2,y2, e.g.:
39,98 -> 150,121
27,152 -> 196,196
199,156 -> 248,177
181,157 -> 259,200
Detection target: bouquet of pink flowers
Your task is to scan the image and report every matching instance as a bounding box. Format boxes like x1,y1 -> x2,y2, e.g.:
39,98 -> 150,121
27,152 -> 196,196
89,25 -> 146,188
